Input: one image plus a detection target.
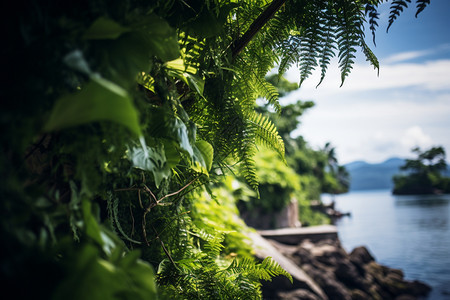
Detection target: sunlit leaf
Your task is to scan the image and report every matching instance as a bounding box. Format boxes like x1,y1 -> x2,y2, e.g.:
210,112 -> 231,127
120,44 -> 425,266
166,58 -> 204,96
128,144 -> 171,187
166,58 -> 197,74
195,140 -> 214,171
172,118 -> 194,157
44,76 -> 142,136
83,17 -> 130,40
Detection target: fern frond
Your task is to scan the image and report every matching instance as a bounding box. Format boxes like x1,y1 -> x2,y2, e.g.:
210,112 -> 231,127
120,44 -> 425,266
252,77 -> 281,114
387,0 -> 411,32
226,256 -> 293,283
260,257 -> 293,283
365,4 -> 380,45
248,112 -> 285,161
336,1 -> 364,86
203,233 -> 225,259
233,49 -> 280,113
277,37 -> 301,78
360,39 -> 380,75
239,143 -> 259,191
316,6 -> 337,88
298,5 -> 323,86
415,0 -> 430,18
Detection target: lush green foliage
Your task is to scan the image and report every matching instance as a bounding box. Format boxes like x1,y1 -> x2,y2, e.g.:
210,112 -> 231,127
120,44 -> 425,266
2,0 -> 429,299
393,146 -> 450,195
241,96 -> 348,226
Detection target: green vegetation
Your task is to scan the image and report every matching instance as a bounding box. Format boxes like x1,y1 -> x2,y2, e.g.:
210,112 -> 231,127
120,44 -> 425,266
2,1 -> 429,299
239,90 -> 349,227
393,146 -> 450,195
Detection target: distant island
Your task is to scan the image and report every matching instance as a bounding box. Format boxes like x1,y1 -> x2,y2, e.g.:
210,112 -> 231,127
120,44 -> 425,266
392,146 -> 450,195
345,150 -> 450,193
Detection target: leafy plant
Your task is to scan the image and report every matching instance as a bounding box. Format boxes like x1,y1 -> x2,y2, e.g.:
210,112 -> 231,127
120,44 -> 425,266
2,1 -> 430,299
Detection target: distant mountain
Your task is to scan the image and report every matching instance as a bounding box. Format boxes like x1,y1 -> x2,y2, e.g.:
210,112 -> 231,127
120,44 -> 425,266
345,158 -> 450,191
345,158 -> 405,191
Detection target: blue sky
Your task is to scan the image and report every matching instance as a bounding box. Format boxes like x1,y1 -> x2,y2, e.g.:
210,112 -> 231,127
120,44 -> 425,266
283,0 -> 450,164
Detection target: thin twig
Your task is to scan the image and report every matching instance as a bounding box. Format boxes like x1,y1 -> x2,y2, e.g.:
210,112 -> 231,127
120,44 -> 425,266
142,211 -> 150,246
143,184 -> 158,202
151,224 -> 178,269
157,177 -> 198,203
138,189 -> 143,209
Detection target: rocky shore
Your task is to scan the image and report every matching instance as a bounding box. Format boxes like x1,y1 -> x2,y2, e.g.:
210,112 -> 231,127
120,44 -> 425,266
250,233 -> 431,300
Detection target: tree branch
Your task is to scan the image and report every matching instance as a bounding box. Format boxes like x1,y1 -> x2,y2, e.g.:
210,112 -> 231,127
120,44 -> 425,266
232,0 -> 287,58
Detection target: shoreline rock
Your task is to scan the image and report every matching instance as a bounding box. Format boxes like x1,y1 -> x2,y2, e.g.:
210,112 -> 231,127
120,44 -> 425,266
254,236 -> 431,300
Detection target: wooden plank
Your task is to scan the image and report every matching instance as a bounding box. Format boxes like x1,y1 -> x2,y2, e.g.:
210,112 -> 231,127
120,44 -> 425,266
258,225 -> 338,245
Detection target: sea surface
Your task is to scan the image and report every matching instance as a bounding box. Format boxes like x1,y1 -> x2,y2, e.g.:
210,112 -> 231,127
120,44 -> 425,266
323,189 -> 450,300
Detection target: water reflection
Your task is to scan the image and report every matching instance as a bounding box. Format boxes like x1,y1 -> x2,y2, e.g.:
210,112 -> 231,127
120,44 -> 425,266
394,194 -> 450,231
333,190 -> 450,300
395,194 -> 450,207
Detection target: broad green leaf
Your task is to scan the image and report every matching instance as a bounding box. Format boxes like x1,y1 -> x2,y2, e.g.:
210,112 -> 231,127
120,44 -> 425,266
172,118 -> 194,157
145,108 -> 195,158
81,198 -> 103,247
185,73 -> 205,96
162,140 -> 181,168
126,260 -> 158,296
44,76 -> 142,136
137,14 -> 180,61
53,243 -> 157,300
128,144 -> 171,187
166,58 -> 197,74
166,59 -> 204,96
195,140 -> 214,171
83,17 -> 130,40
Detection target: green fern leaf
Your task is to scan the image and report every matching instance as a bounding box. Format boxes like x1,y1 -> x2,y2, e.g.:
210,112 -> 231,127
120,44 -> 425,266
260,257 -> 293,283
360,39 -> 380,75
387,0 -> 411,32
317,6 -> 337,88
239,144 -> 259,191
336,1 -> 364,86
252,78 -> 281,114
365,4 -> 380,45
277,36 -> 301,79
248,112 -> 285,162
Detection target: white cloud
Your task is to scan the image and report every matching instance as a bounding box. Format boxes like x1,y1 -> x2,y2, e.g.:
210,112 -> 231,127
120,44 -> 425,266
282,56 -> 450,164
284,59 -> 450,101
400,126 -> 433,150
383,49 -> 433,64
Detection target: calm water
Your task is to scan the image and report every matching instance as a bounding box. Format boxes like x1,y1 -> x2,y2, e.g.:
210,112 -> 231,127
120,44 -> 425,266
323,190 -> 450,300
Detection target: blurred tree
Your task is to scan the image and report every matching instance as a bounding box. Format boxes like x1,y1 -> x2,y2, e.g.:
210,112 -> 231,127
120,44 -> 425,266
393,146 -> 450,195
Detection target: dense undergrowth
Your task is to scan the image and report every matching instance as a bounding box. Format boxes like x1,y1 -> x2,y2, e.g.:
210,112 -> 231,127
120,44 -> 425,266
1,0 -> 429,299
